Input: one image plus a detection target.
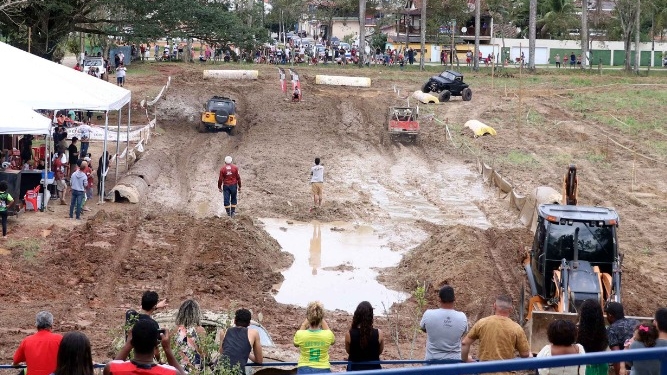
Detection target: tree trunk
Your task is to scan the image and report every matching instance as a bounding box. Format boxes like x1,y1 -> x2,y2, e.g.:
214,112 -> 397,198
624,33 -> 632,70
358,0 -> 366,67
474,0 -> 481,71
581,0 -> 589,68
420,0 -> 426,70
634,0 -> 641,73
528,0 -> 536,71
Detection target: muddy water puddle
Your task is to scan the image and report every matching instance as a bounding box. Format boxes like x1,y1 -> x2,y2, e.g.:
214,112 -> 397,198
260,219 -> 408,313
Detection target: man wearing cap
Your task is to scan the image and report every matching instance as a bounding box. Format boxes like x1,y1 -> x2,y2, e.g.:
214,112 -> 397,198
13,311 -> 62,375
218,156 -> 241,217
420,285 -> 469,364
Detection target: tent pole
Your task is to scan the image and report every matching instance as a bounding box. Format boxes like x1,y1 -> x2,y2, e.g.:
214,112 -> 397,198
126,104 -> 131,172
42,133 -> 49,211
101,111 -> 108,203
115,108 -> 122,184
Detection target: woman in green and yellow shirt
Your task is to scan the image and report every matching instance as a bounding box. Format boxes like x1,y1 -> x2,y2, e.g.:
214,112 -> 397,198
294,301 -> 335,374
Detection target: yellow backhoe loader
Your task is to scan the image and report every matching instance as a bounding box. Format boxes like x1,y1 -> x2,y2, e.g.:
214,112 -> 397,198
521,165 -> 651,354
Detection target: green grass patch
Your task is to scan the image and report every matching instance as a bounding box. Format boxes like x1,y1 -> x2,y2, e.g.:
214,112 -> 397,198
7,239 -> 42,261
504,150 -> 537,166
585,151 -> 607,163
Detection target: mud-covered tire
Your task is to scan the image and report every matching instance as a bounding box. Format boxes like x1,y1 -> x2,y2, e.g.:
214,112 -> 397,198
229,125 -> 238,136
198,122 -> 207,133
462,87 -> 473,101
421,82 -> 431,93
439,90 -> 451,102
215,110 -> 229,124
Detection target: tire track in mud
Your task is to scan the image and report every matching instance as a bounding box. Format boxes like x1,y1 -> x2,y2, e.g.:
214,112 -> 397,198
165,224 -> 199,296
94,216 -> 139,304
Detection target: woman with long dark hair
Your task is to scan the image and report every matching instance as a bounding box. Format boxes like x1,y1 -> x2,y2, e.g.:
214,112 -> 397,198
345,301 -> 384,371
53,331 -> 93,375
577,300 -> 609,375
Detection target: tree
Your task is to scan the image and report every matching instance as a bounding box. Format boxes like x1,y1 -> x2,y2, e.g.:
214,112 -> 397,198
420,0 -> 426,70
0,0 -> 27,12
634,0 -> 640,73
474,0 -> 480,71
528,0 -> 536,70
536,0 -> 578,39
613,0 -> 638,71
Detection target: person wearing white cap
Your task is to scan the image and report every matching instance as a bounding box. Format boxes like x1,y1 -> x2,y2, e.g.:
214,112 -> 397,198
217,155 -> 241,217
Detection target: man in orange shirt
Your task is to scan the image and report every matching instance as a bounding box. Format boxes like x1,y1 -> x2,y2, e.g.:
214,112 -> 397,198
13,311 -> 62,375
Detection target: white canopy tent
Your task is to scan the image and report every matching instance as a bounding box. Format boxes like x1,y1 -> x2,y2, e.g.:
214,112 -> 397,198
0,100 -> 51,135
0,42 -> 133,203
0,42 -> 131,110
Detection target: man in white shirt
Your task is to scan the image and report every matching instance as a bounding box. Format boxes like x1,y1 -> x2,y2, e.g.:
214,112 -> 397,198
78,122 -> 93,158
309,157 -> 324,211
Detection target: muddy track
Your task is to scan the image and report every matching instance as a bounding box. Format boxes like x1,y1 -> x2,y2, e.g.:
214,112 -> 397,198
94,217 -> 139,303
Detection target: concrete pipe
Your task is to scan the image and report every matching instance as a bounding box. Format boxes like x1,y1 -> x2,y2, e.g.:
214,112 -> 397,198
314,75 -> 371,87
412,90 -> 439,104
110,175 -> 148,203
203,70 -> 259,80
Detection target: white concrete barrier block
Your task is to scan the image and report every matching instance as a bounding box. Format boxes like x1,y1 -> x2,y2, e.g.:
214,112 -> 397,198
203,70 -> 259,80
412,90 -> 439,104
315,75 -> 371,87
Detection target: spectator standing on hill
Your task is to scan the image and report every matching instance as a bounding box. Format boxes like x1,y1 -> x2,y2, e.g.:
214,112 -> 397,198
116,63 -> 126,87
461,295 -> 530,368
220,308 -> 263,374
218,155 -> 241,217
104,320 -> 185,375
294,301 -> 335,373
69,160 -> 88,220
53,150 -> 67,205
175,300 -> 206,372
81,157 -> 93,212
13,311 -> 63,375
345,301 -> 384,371
606,302 -> 639,375
97,151 -> 111,197
420,285 -> 468,363
0,181 -> 15,237
577,300 -> 609,375
310,157 -> 324,212
555,54 -> 561,68
53,331 -> 93,375
570,52 -> 576,68
536,320 -> 585,375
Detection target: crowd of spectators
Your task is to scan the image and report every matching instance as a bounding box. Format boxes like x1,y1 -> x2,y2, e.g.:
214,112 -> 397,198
10,288 -> 667,375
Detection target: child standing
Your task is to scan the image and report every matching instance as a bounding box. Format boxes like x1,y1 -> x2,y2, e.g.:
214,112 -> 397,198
0,181 -> 15,238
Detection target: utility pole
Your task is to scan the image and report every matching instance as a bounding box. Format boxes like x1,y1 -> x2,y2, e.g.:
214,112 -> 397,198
420,0 -> 426,70
359,0 -> 366,67
528,0 -> 536,70
581,0 -> 589,69
450,19 -> 456,70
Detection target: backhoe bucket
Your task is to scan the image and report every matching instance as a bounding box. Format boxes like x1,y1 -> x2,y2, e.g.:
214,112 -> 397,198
525,311 -> 579,354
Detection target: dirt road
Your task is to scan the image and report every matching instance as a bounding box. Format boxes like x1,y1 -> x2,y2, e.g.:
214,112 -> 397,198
1,63 -> 666,364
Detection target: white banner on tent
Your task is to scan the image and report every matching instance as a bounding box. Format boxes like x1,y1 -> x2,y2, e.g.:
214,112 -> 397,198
65,119 -> 156,142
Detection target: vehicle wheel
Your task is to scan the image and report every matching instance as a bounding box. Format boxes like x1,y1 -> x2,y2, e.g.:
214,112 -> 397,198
198,122 -> 207,133
421,82 -> 431,93
439,90 -> 451,102
462,87 -> 473,101
229,125 -> 238,136
215,110 -> 229,124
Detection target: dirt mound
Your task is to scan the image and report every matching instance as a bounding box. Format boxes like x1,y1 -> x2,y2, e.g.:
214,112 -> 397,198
0,209 -> 292,361
385,223 -> 533,323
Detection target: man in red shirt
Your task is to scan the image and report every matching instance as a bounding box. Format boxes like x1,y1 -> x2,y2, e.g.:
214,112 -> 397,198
13,311 -> 62,375
104,319 -> 185,375
217,155 -> 241,217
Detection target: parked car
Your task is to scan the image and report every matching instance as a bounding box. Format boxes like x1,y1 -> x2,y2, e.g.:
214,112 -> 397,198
82,57 -> 107,80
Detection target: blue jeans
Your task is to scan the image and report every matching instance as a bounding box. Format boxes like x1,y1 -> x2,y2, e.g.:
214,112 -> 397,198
297,367 -> 330,374
223,184 -> 238,212
70,190 -> 85,219
80,142 -> 89,158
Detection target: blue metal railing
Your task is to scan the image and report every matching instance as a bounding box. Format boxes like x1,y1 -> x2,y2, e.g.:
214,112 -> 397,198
3,347 -> 667,374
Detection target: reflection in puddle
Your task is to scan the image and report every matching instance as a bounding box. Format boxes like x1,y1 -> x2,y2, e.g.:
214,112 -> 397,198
261,219 -> 408,313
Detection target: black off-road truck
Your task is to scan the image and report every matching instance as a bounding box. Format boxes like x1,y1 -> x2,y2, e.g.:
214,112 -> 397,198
421,70 -> 472,102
